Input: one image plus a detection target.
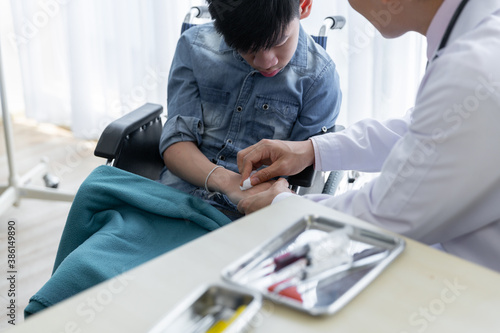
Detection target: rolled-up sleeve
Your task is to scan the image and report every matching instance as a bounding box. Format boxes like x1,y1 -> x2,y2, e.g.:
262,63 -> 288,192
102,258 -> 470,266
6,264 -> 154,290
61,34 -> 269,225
160,31 -> 205,155
159,115 -> 204,154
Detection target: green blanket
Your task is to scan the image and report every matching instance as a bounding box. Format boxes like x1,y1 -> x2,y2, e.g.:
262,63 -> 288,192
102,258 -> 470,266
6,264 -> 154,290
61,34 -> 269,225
24,165 -> 231,318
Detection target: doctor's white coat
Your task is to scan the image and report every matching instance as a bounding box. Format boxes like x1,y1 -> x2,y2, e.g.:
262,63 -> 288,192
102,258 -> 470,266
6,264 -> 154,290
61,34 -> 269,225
281,0 -> 500,272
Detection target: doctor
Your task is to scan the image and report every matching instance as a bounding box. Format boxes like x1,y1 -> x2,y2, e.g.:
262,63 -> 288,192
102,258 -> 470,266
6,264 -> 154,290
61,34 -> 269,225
237,0 -> 500,272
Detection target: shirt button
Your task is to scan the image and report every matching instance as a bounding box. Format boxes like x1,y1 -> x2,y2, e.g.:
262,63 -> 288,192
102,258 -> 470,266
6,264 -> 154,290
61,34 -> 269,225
219,155 -> 226,161
237,106 -> 243,112
227,139 -> 232,144
262,104 -> 270,110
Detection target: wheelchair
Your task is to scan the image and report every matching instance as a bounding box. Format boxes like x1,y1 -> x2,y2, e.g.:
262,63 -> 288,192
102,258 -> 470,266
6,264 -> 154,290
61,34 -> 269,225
94,6 -> 347,195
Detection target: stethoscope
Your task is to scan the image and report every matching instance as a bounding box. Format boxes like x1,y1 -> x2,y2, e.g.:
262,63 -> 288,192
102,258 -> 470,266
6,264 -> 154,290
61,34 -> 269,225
432,0 -> 470,61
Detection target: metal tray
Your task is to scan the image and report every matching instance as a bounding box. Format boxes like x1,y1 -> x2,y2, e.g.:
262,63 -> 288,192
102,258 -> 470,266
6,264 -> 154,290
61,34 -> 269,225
148,283 -> 262,333
221,214 -> 405,316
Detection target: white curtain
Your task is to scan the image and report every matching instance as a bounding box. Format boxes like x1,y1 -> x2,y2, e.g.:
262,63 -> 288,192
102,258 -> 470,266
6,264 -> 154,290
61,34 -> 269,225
2,0 -> 426,139
5,0 -> 197,139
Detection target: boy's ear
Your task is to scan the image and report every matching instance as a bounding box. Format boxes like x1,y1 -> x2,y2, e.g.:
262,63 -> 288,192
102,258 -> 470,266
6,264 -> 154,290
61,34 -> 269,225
300,0 -> 313,19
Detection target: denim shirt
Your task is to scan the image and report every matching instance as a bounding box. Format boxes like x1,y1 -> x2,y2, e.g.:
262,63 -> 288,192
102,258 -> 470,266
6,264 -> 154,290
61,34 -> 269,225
159,22 -> 342,210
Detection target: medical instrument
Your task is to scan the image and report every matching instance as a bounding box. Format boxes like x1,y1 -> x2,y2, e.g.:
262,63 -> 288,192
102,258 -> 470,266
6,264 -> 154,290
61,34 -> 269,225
222,214 -> 405,315
268,248 -> 389,301
148,284 -> 261,333
242,226 -> 353,284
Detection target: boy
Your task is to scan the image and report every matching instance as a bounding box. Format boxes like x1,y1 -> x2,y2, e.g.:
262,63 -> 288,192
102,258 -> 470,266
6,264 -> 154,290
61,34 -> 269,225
159,0 -> 342,219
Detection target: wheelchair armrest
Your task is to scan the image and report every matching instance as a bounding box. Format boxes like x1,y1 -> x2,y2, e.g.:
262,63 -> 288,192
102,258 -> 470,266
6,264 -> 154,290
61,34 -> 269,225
287,124 -> 345,188
94,103 -> 163,160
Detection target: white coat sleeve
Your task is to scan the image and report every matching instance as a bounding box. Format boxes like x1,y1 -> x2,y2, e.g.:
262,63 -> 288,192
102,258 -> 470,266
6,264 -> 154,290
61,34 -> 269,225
311,112 -> 411,173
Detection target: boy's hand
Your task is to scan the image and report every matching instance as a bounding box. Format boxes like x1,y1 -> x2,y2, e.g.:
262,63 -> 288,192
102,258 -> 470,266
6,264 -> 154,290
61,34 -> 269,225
225,179 -> 276,206
237,178 -> 292,215
216,170 -> 275,205
237,139 -> 315,186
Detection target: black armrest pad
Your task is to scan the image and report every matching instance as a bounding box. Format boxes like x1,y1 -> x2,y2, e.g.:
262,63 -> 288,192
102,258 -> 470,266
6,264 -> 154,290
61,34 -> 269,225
94,103 -> 163,160
288,165 -> 316,187
287,124 -> 345,187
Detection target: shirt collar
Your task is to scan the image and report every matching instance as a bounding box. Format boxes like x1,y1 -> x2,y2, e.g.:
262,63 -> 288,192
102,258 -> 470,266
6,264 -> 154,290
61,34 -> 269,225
219,38 -> 232,53
426,0 -> 463,60
288,25 -> 308,68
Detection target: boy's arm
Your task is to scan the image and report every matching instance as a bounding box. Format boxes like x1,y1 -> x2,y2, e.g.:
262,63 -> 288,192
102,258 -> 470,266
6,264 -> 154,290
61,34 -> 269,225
160,33 -> 203,153
160,32 -> 220,188
160,32 -> 272,204
159,34 -> 231,191
163,141 -> 239,193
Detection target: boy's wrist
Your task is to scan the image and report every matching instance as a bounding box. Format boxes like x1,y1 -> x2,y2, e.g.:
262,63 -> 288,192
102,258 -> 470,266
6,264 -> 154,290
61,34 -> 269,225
207,167 -> 239,194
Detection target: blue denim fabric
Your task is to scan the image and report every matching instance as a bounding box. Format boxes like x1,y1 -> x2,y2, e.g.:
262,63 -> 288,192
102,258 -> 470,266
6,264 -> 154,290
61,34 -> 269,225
159,22 -> 342,215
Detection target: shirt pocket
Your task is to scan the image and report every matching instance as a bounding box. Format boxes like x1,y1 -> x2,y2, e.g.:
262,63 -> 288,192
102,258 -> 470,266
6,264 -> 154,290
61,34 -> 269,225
199,85 -> 230,128
251,95 -> 299,140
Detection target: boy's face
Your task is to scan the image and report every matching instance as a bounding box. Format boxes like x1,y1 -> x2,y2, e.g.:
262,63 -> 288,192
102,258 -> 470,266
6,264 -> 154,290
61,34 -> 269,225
239,18 -> 300,78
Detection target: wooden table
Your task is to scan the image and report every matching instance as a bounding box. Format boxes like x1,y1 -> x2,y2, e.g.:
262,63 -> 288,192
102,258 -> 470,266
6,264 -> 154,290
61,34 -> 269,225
12,196 -> 500,332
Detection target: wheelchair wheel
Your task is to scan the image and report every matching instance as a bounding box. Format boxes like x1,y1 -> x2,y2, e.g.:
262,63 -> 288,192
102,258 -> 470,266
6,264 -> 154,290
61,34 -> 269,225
322,170 -> 344,195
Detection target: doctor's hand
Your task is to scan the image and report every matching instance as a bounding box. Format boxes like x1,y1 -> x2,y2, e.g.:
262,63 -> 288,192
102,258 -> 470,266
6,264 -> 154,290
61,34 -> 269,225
237,139 -> 315,187
237,178 -> 293,215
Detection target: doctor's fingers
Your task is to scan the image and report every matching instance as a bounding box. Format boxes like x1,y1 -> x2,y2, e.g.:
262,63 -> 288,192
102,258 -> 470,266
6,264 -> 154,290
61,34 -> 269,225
237,139 -> 283,183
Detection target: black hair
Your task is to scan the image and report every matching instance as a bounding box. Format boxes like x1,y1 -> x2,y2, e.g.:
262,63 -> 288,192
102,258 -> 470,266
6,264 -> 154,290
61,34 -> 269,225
207,0 -> 301,53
